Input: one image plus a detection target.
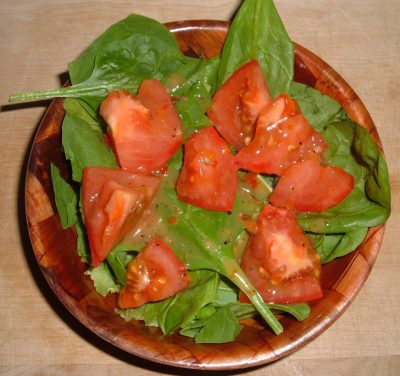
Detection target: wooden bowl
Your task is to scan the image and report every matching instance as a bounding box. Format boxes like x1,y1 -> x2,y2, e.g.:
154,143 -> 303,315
25,20 -> 386,370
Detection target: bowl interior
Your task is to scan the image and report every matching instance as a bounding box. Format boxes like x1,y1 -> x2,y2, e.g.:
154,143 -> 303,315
24,20 -> 385,370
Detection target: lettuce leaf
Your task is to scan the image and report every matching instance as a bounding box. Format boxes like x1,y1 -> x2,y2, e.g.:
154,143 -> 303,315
86,262 -> 120,296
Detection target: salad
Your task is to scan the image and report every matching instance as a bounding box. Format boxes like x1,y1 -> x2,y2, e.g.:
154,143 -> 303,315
11,0 -> 390,344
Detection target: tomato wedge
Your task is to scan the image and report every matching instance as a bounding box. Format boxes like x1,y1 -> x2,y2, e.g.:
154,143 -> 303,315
240,205 -> 322,304
118,239 -> 190,308
176,126 -> 238,211
207,59 -> 270,150
100,79 -> 183,173
82,167 -> 161,266
235,94 -> 327,176
269,159 -> 354,212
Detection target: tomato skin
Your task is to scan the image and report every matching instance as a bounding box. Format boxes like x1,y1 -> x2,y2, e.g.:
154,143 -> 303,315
118,239 -> 190,308
207,59 -> 270,150
82,167 -> 161,266
240,205 -> 322,304
176,126 -> 238,211
235,94 -> 327,176
269,159 -> 355,212
100,79 -> 183,173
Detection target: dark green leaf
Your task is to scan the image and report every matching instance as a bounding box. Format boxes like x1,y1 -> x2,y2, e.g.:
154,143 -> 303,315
159,270 -> 219,335
75,216 -> 91,264
179,300 -> 310,342
171,57 -> 220,139
69,14 -> 181,85
179,319 -> 207,339
297,121 -> 391,233
228,302 -> 257,320
174,81 -> 213,139
50,164 -> 78,229
10,14 -> 191,109
289,81 -> 349,131
194,305 -> 243,343
194,305 -> 218,320
229,301 -> 310,321
117,270 -> 219,335
310,228 -> 368,263
111,243 -> 137,253
61,99 -> 117,182
143,299 -> 171,328
63,96 -> 101,128
106,250 -> 128,286
167,56 -> 220,98
269,302 -> 311,321
218,0 -> 294,96
216,277 -> 239,305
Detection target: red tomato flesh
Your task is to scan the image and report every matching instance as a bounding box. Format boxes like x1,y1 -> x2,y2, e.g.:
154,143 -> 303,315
118,239 -> 190,308
235,94 -> 327,176
269,159 -> 355,212
176,126 -> 238,211
82,167 -> 161,266
207,59 -> 270,150
100,79 -> 183,173
240,205 -> 322,304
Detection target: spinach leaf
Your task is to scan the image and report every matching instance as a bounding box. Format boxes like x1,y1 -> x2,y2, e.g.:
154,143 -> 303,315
168,56 -> 220,98
216,277 -> 239,305
149,158 -> 283,334
193,305 -> 243,343
117,270 -> 219,335
179,301 -> 310,343
269,302 -> 311,321
288,85 -> 388,261
310,228 -> 368,263
298,120 -> 391,233
218,0 -> 294,97
174,80 -> 213,140
106,251 -> 129,286
75,216 -> 91,264
9,14 -> 192,110
61,99 -> 117,182
68,14 -> 181,84
179,304 -> 242,342
50,164 -> 78,229
119,152 -> 281,334
63,96 -> 101,127
229,301 -> 311,321
173,58 -> 220,139
212,277 -> 311,322
178,319 -> 207,339
155,176 -> 262,274
289,81 -> 349,131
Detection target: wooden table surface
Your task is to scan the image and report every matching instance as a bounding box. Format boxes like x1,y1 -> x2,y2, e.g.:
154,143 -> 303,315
0,0 -> 399,375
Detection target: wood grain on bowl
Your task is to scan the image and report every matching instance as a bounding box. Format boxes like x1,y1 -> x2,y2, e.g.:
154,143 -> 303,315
24,21 -> 386,370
